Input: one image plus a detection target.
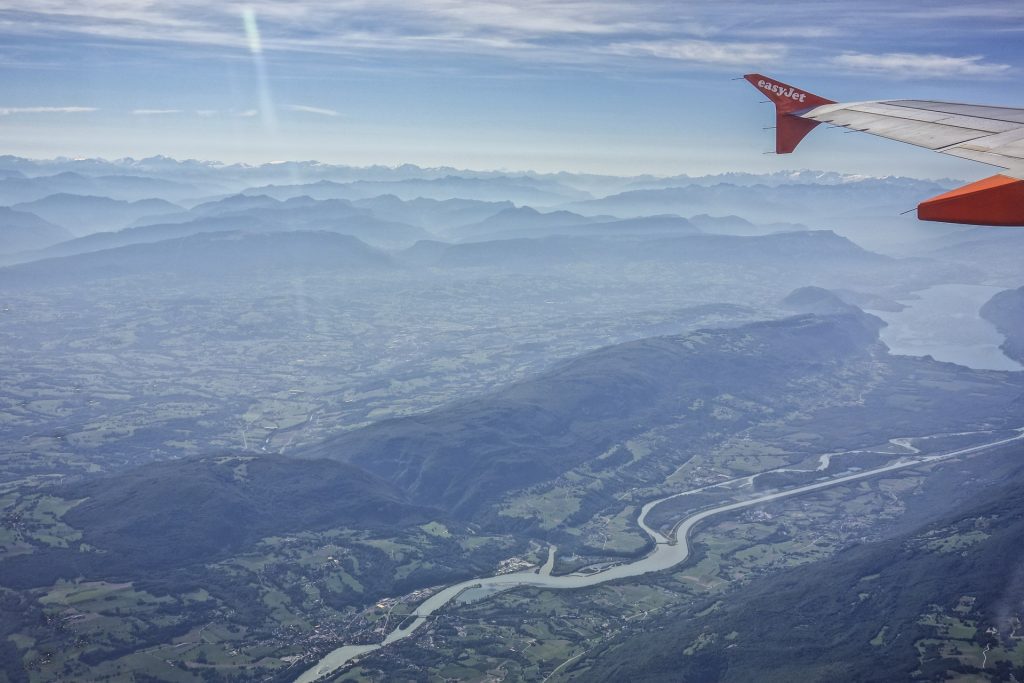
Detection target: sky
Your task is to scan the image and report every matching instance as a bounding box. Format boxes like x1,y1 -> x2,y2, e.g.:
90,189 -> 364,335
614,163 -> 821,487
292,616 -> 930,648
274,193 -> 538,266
0,1 -> 1022,178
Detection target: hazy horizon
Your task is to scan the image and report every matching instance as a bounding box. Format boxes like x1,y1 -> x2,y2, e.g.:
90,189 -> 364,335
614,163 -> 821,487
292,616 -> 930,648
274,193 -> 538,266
0,153 -> 976,185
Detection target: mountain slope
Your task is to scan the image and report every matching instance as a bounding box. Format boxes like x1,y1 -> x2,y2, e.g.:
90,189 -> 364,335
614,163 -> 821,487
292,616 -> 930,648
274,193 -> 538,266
929,232 -> 1024,284
401,230 -> 888,271
130,195 -> 430,246
450,206 -> 610,241
0,230 -> 393,288
244,175 -> 590,205
298,313 -> 885,517
564,178 -> 951,223
0,454 -> 431,585
351,194 -> 512,233
12,194 -> 182,234
782,286 -> 861,316
3,214 -> 280,263
0,172 -> 201,204
981,286 -> 1024,363
457,213 -> 702,241
0,207 -> 72,253
572,441 -> 1024,683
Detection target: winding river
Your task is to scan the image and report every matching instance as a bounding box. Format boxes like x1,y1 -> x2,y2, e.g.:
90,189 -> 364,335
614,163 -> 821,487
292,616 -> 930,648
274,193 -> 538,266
296,428 -> 1024,682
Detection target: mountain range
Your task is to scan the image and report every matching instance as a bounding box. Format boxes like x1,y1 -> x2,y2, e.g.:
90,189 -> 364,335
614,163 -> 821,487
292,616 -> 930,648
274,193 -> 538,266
0,171 -> 203,204
563,177 -> 953,224
400,230 -> 888,272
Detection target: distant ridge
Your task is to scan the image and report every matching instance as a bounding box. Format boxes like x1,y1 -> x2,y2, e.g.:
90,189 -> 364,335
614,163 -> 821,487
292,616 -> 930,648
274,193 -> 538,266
0,230 -> 394,288
468,214 -> 703,241
0,170 -> 201,203
5,197 -> 430,265
12,193 -> 182,234
400,230 -> 888,270
0,207 -> 72,253
450,205 -> 609,240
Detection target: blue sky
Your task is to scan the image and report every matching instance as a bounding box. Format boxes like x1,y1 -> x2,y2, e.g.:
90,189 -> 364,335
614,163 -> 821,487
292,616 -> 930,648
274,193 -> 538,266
1,1 -> 1022,178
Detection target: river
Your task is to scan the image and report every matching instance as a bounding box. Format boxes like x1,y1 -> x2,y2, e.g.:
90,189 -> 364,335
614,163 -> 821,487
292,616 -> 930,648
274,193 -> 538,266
295,428 -> 1024,682
873,284 -> 1022,372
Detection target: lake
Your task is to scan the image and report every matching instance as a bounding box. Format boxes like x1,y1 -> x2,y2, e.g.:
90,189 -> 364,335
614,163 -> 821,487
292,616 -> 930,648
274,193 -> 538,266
872,284 -> 1022,372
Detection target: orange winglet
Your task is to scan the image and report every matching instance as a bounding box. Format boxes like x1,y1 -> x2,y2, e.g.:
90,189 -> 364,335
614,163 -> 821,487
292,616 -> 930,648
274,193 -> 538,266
917,174 -> 1024,226
744,74 -> 835,154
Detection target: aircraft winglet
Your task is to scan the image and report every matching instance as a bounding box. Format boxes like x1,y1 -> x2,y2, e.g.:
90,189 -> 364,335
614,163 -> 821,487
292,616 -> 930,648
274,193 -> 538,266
741,73 -> 1024,225
743,74 -> 834,154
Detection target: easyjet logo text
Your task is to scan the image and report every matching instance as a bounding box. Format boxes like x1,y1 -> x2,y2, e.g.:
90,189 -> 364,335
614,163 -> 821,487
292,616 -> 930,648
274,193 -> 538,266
757,79 -> 807,103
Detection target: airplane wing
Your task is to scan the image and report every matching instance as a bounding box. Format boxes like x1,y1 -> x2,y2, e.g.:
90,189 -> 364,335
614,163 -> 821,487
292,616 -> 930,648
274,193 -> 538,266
744,73 -> 1024,226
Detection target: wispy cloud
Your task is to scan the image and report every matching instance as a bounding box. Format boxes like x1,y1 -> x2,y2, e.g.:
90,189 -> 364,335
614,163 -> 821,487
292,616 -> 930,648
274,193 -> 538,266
285,104 -> 340,117
237,109 -> 259,118
0,1 -> 794,67
608,40 -> 787,66
132,108 -> 180,115
733,25 -> 841,39
0,1 -> 658,52
0,0 -> 1017,82
0,105 -> 97,115
831,52 -> 1012,78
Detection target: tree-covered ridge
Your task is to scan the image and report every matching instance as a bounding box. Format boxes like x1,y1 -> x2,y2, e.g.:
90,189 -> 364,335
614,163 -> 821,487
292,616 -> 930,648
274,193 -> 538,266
568,442 -> 1024,683
982,286 -> 1024,363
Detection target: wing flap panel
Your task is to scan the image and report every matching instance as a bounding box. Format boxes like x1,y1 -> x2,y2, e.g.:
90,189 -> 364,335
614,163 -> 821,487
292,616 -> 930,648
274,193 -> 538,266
990,140 -> 1024,160
817,116 -> 988,150
806,104 -> 1019,151
941,147 -> 1024,177
888,101 -> 1024,124
955,127 -> 1024,151
811,101 -> 1024,132
917,114 -> 1021,134
868,123 -> 987,149
845,102 -> 953,123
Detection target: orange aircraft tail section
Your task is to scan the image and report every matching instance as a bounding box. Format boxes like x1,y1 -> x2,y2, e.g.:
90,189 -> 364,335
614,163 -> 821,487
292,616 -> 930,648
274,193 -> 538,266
744,74 -> 835,154
918,174 -> 1024,226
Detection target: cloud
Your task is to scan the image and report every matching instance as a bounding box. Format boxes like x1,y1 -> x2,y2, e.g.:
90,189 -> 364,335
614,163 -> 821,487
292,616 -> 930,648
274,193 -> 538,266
195,109 -> 218,117
0,105 -> 97,115
132,108 -> 180,115
608,40 -> 787,66
237,109 -> 259,117
0,1 -> 753,65
0,1 -> 663,48
0,0 -> 1019,80
733,25 -> 841,39
285,104 -> 340,117
393,0 -> 666,36
831,52 -> 1012,78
